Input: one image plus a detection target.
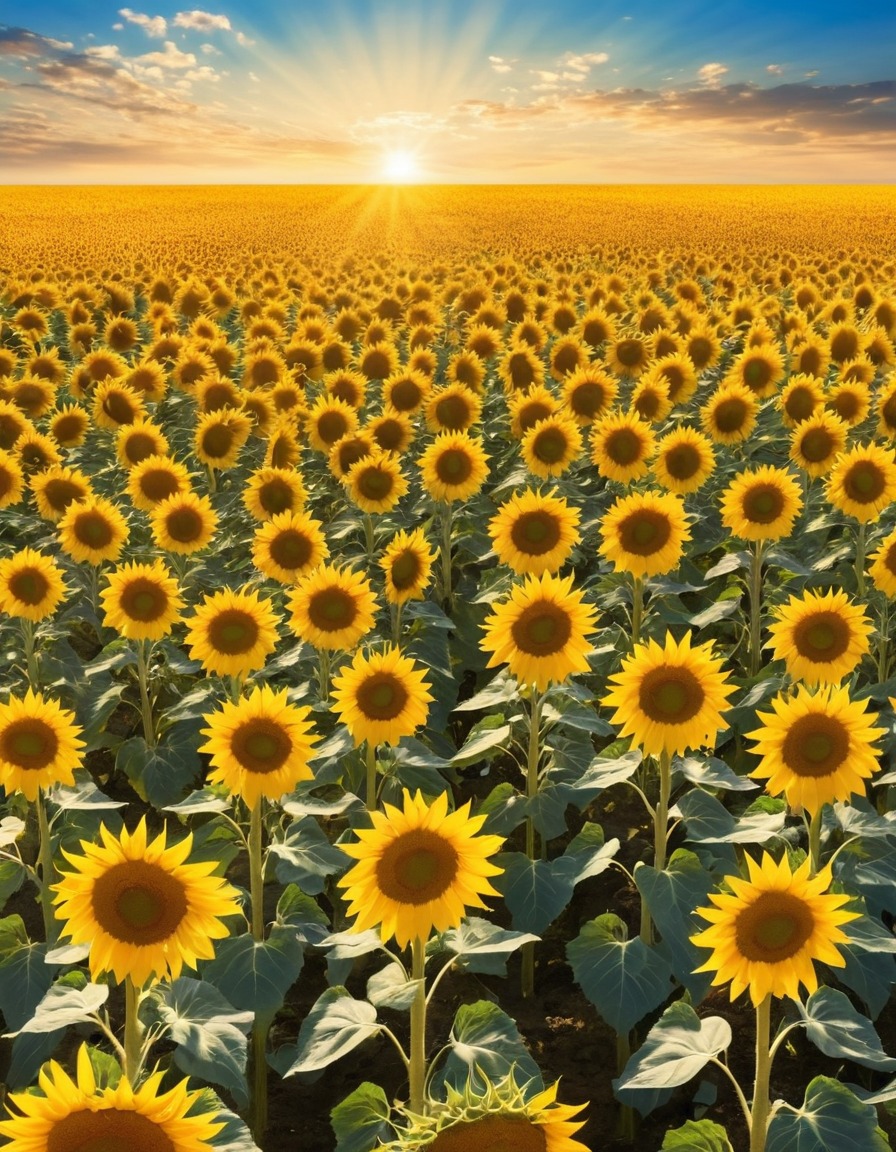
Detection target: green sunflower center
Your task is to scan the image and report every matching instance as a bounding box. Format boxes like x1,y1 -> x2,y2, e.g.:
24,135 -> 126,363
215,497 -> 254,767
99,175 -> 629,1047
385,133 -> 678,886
785,387 -> 816,423
356,672 -> 409,720
376,828 -> 459,905
207,609 -> 260,655
743,358 -> 772,390
510,601 -> 573,656
617,509 -> 672,556
390,550 -> 422,591
308,587 -> 358,632
742,483 -> 786,525
510,510 -> 562,556
735,890 -> 815,962
9,567 -> 50,606
531,426 -> 569,465
1,718 -> 58,770
782,713 -> 850,777
429,1114 -> 547,1152
844,461 -> 885,502
232,717 -> 293,773
46,1103 -> 177,1152
792,611 -> 851,663
356,466 -> 395,501
92,859 -> 188,945
605,428 -> 641,465
120,578 -> 168,623
638,666 -> 704,724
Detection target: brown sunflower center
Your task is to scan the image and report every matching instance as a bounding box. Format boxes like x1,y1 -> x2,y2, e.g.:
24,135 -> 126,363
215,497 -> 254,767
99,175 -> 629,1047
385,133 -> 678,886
357,465 -> 395,501
785,388 -> 817,423
165,506 -> 204,543
714,397 -> 748,433
435,393 -> 471,429
517,402 -> 552,434
372,418 -> 405,452
617,509 -> 672,556
102,391 -> 137,425
638,665 -> 705,724
510,510 -> 562,556
510,601 -> 572,656
0,718 -> 58,769
308,588 -> 357,632
569,380 -> 605,418
91,859 -> 188,945
120,578 -> 168,622
74,511 -> 114,549
634,388 -> 662,420
883,541 -> 896,578
202,424 -> 235,459
375,828 -> 459,905
356,672 -> 409,720
664,442 -> 700,480
44,478 -> 86,513
531,426 -> 568,464
362,350 -> 392,380
0,468 -> 12,497
605,427 -> 641,465
390,379 -> 423,411
615,338 -> 644,368
507,352 -> 536,390
390,550 -> 422,590
259,478 -> 296,515
46,1105 -> 176,1152
830,330 -> 859,363
782,713 -> 850,777
8,567 -> 50,606
734,890 -> 815,962
269,530 -> 313,570
335,438 -> 371,474
791,611 -> 851,663
123,432 -> 159,465
436,448 -> 473,485
799,428 -> 834,463
317,411 -> 349,444
207,609 -> 260,655
742,483 -> 786,524
429,1114 -> 546,1152
139,469 -> 180,504
231,717 -> 292,773
843,460 -> 885,503
743,358 -> 772,391
689,337 -> 713,369
881,393 -> 896,431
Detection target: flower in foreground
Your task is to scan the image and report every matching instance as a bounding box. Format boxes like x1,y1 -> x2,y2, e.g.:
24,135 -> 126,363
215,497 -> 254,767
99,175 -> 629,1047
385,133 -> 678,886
53,818 -> 241,985
766,587 -> 872,686
691,852 -> 859,1005
330,645 -> 433,746
489,487 -> 581,576
185,586 -> 280,678
720,464 -> 803,543
100,559 -> 184,642
0,690 -> 84,800
0,1044 -> 222,1152
338,789 -> 503,948
598,488 -> 690,578
0,548 -> 67,622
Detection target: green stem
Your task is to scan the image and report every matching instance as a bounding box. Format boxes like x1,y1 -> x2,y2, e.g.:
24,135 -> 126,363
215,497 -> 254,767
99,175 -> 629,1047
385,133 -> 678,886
616,1031 -> 636,1142
391,602 -> 403,647
631,575 -> 644,647
807,806 -> 823,877
749,540 -> 766,678
318,649 -> 331,704
440,503 -> 453,610
249,801 -> 265,942
135,641 -> 155,746
22,619 -> 39,690
248,801 -> 268,1144
877,598 -> 891,682
750,995 -> 772,1152
364,513 -> 375,560
36,788 -> 57,944
640,751 -> 672,945
207,464 -> 218,494
229,675 -> 243,704
124,976 -> 144,1084
409,936 -> 427,1115
251,1014 -> 271,1145
855,521 -> 866,597
521,690 -> 543,999
366,741 -> 378,811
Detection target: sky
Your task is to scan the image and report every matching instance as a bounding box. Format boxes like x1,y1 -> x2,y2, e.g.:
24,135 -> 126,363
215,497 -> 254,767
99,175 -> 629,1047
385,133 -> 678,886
1,0 -> 894,183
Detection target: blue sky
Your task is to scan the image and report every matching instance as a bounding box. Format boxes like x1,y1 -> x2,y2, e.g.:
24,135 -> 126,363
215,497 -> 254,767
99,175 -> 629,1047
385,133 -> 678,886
1,0 -> 894,181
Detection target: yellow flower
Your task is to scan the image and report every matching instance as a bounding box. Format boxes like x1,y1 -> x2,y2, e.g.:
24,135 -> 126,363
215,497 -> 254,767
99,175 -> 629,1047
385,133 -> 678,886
779,374 -> 826,429
338,789 -> 503,948
651,427 -> 715,494
368,410 -> 415,455
498,344 -> 545,393
508,385 -> 558,440
346,449 -> 408,514
185,586 -> 280,678
330,645 -> 433,746
150,491 -> 218,555
380,527 -> 436,605
92,380 -> 146,430
100,560 -> 184,642
720,465 -> 803,543
0,449 -> 25,509
0,549 -> 67,622
424,384 -> 482,433
559,365 -> 618,424
0,689 -> 84,800
788,412 -> 848,478
287,564 -> 378,652
194,408 -> 252,470
590,411 -> 655,483
243,465 -> 307,521
418,431 -> 489,503
606,334 -> 652,378
30,465 -> 93,523
489,488 -> 581,576
826,379 -> 871,427
306,396 -> 359,454
116,419 -> 170,469
766,588 -> 872,686
521,414 -> 583,479
58,496 -> 129,566
127,454 -> 192,512
868,525 -> 896,596
825,442 -> 896,523
252,508 -> 328,584
724,344 -> 785,398
385,369 -> 432,414
691,852 -> 859,1005
700,382 -> 759,444
599,489 -> 690,578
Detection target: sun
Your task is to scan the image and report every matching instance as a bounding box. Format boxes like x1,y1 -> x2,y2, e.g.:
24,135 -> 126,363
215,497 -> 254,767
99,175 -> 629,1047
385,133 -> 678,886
382,149 -> 421,182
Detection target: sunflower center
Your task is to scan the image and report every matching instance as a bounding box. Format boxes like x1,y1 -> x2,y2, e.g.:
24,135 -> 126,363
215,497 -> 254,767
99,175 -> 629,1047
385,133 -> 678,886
634,388 -> 662,420
785,388 -> 816,423
376,828 -> 459,905
103,391 -> 137,425
269,530 -> 312,570
883,542 -> 896,578
517,402 -> 552,433
605,428 -> 641,465
532,426 -> 568,464
317,411 -> 349,444
615,338 -> 644,367
373,418 -> 405,452
844,461 -> 885,502
510,511 -> 562,556
46,1105 -> 176,1152
742,483 -> 785,524
390,379 -> 423,411
207,609 -> 260,655
831,391 -> 860,421
429,1114 -> 546,1152
9,567 -> 49,605
743,359 -> 772,390
0,718 -> 58,769
120,578 -> 167,622
123,432 -> 159,465
435,393 -> 470,429
202,424 -> 235,459
617,510 -> 671,556
436,449 -> 473,484
140,469 -> 180,504
336,438 -> 371,474
792,611 -> 850,663
638,666 -> 704,724
357,466 -> 394,500
882,394 -> 896,431
166,507 -> 203,543
259,478 -> 295,515
510,601 -> 572,656
782,713 -> 850,777
232,717 -> 292,773
714,397 -> 748,433
91,859 -> 188,945
390,550 -> 422,590
356,672 -> 409,720
569,380 -> 605,418
800,428 -> 834,463
664,442 -> 700,480
735,890 -> 814,962
75,511 -> 114,549
44,479 -> 85,513
308,588 -> 357,632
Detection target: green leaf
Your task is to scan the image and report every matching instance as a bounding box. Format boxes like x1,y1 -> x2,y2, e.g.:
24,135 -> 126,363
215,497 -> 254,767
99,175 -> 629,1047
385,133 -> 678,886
567,913 -> 673,1035
366,963 -> 421,1011
453,671 -> 519,713
676,756 -> 757,793
162,788 -> 230,815
674,789 -> 786,845
12,981 -> 108,1035
285,987 -> 380,1075
796,988 -> 896,1070
441,917 -> 538,976
269,816 -> 350,895
495,852 -> 574,937
202,927 -> 304,1016
436,1000 -> 542,1096
0,859 -> 25,907
85,1045 -> 123,1089
452,717 -> 511,766
617,1001 -> 731,1090
834,841 -> 896,917
116,735 -> 200,807
275,885 -> 330,948
46,777 -> 127,811
0,940 -> 53,1031
478,782 -> 527,836
662,1118 -> 734,1151
766,1076 -> 890,1152
331,1082 -> 392,1152
0,816 -> 25,846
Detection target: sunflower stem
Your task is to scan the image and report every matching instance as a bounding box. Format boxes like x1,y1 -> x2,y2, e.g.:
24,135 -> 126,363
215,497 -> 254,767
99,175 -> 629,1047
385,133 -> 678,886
207,464 -> 217,494
366,741 -> 378,811
876,596 -> 890,682
391,601 -> 403,646
616,1031 -> 636,1142
640,750 -> 671,945
251,1013 -> 271,1145
855,521 -> 866,597
35,787 -> 58,944
363,513 -> 375,561
440,503 -> 453,611
135,640 -> 155,746
409,935 -> 427,1115
750,995 -> 773,1152
248,800 -> 265,941
748,540 -> 766,677
124,976 -> 145,1085
248,801 -> 269,1142
22,619 -> 39,690
521,689 -> 543,999
807,806 -> 823,877
631,575 -> 644,647
229,675 -> 243,704
317,649 -> 331,704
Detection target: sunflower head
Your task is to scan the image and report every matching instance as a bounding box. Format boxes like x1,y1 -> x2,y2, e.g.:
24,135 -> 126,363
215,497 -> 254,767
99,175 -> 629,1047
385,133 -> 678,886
788,411 -> 848,478
599,489 -> 690,578
330,644 -> 433,747
381,527 -> 436,604
720,465 -> 803,543
868,526 -> 896,597
825,442 -> 896,523
0,449 -> 25,510
58,496 -> 130,566
0,689 -> 84,800
489,487 -> 581,577
418,431 -> 490,504
243,465 -> 307,522
700,382 -> 758,445
346,449 -> 409,514
100,560 -> 184,642
287,564 -> 378,652
252,508 -> 329,584
185,586 -> 281,679
590,411 -> 656,483
651,426 -> 715,494
766,588 -> 872,685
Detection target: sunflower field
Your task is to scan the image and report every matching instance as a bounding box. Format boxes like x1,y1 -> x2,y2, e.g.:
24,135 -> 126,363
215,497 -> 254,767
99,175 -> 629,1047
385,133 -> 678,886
0,184 -> 895,1152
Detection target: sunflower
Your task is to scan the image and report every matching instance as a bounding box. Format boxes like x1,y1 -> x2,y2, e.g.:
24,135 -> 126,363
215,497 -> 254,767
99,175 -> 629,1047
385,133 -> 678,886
199,685 -> 319,807
788,412 -> 848,478
194,409 -> 252,470
8,375 -> 56,420
264,415 -> 302,469
30,465 -> 93,523
380,527 -> 436,605
418,431 -> 489,503
868,526 -> 896,596
325,368 -> 368,409
385,369 -> 432,414
446,350 -> 486,393
306,396 -> 358,454
876,379 -> 896,440
330,645 -> 433,747
480,571 -> 597,692
691,852 -> 859,1006
338,788 -> 503,948
828,322 -> 862,365
792,333 -> 831,379
0,549 -> 66,622
115,419 -> 169,470
720,465 -> 803,543
185,587 -> 281,678
766,588 -> 872,685
48,404 -> 89,449
15,429 -> 62,475
0,689 -> 84,801
243,465 -> 307,521
825,442 -> 896,522
0,449 -> 25,509
746,684 -> 883,816
92,381 -> 145,430
631,373 -> 672,424
578,306 -> 617,349
127,454 -> 192,512
126,359 -> 168,404
724,344 -> 785,399
606,334 -> 652,378
559,365 -> 618,425
150,491 -> 218,555
684,325 -> 722,372
700,382 -> 759,445
599,489 -> 690,578
779,374 -> 826,429
424,384 -> 482,433
498,345 -> 545,393
590,411 -> 656,483
508,385 -> 559,439
287,564 -> 378,651
252,508 -> 329,584
521,414 -> 583,479
368,410 -> 416,455
53,818 -> 240,986
826,379 -> 871,427
346,449 -> 408,514
489,488 -> 581,577
603,631 -> 735,758
358,341 -> 400,383
651,426 -> 715,494
0,400 -> 30,451
0,1044 -> 223,1152
100,560 -> 183,642
58,496 -> 129,566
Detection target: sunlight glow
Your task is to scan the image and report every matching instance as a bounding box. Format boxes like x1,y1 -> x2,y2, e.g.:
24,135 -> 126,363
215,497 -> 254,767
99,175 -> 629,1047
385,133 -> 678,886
382,150 -> 422,183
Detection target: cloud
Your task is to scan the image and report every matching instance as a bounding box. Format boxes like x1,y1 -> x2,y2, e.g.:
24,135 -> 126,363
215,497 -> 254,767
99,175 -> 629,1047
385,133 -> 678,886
0,27 -> 72,56
563,51 -> 609,73
118,9 -> 167,38
134,41 -> 197,68
235,31 -> 254,46
698,62 -> 728,88
173,10 -> 232,32
200,43 -> 221,55
767,64 -> 783,75
489,55 -> 513,73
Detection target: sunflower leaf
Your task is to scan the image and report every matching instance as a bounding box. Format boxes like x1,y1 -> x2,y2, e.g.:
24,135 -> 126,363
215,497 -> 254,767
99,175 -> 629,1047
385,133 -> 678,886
366,963 -> 421,1011
675,756 -> 758,792
284,987 -> 381,1075
662,1118 -> 735,1151
45,777 -> 127,811
796,988 -> 896,1070
673,788 -> 786,846
441,916 -> 538,975
202,928 -> 304,1016
269,816 -> 351,895
766,1076 -> 890,1152
616,1001 -> 731,1090
435,1000 -> 542,1096
331,1082 -> 392,1152
452,718 -> 511,765
12,980 -> 108,1035
495,852 -> 575,936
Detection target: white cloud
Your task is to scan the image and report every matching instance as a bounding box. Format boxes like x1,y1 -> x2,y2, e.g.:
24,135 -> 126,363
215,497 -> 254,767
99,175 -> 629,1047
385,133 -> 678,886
201,42 -> 221,55
173,10 -> 232,32
135,40 -> 197,68
184,65 -> 218,82
248,70 -> 259,82
118,9 -> 167,37
86,44 -> 122,60
235,31 -> 254,47
489,54 -> 513,73
531,70 -> 559,83
563,51 -> 609,72
698,62 -> 728,88
805,69 -> 819,78
766,64 -> 783,75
